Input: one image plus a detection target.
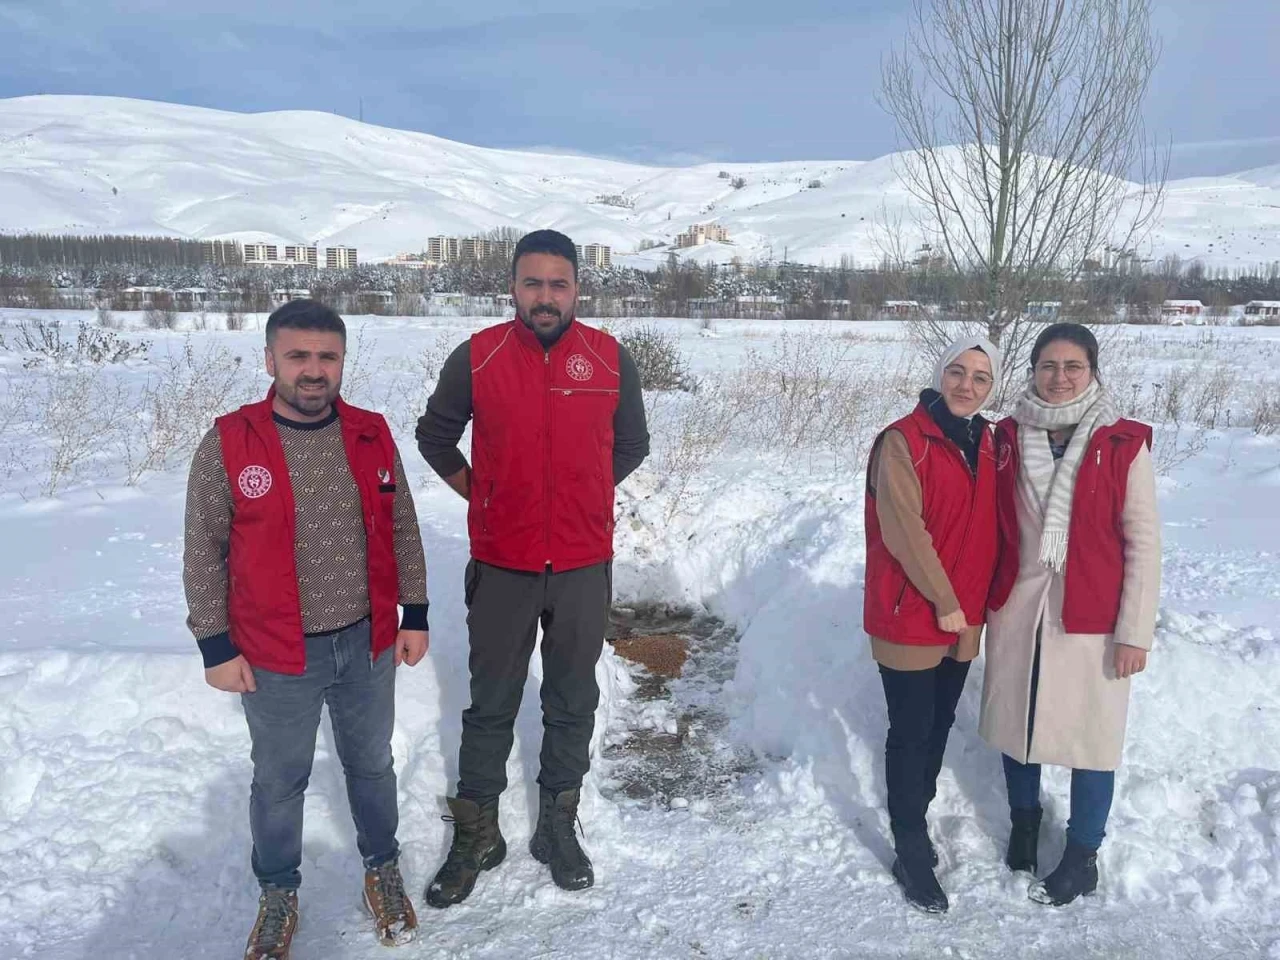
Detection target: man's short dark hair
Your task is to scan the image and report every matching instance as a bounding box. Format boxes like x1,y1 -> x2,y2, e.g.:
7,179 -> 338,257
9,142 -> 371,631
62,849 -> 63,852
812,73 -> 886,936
512,229 -> 578,279
265,299 -> 346,344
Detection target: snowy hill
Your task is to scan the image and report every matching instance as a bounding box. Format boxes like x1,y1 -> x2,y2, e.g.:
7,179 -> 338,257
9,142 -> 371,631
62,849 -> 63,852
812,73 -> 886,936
1,94 -> 1279,269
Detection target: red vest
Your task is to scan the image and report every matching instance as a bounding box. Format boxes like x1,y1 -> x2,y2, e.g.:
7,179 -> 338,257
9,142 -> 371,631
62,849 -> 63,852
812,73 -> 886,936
216,389 -> 401,674
988,416 -> 1152,634
468,318 -> 620,573
863,404 -> 998,645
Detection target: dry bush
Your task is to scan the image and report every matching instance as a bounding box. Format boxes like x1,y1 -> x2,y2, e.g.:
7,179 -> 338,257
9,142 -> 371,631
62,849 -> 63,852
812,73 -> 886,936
336,324 -> 376,406
375,333 -> 456,437
1251,392 -> 1280,436
0,362 -> 132,495
143,304 -> 179,330
1151,423 -> 1209,475
224,309 -> 245,332
620,324 -> 695,392
651,334 -> 922,517
1,318 -> 149,367
96,305 -> 120,330
119,339 -> 255,483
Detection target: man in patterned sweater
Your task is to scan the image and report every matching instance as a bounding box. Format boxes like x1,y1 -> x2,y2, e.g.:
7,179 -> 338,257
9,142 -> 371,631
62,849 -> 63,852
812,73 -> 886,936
183,299 -> 428,959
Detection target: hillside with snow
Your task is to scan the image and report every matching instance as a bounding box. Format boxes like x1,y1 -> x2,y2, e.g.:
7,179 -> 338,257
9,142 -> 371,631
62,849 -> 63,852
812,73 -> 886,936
1,94 -> 1279,269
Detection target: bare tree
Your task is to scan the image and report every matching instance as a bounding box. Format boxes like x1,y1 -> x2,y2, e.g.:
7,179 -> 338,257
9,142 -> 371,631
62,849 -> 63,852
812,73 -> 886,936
880,0 -> 1168,402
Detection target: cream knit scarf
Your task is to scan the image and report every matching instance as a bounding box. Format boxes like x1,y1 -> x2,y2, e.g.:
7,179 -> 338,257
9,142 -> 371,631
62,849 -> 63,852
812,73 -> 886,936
1013,379 -> 1119,572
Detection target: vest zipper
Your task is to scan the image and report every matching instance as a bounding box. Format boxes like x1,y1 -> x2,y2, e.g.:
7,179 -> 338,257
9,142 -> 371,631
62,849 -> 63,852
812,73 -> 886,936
1092,446 -> 1101,494
545,350 -> 553,568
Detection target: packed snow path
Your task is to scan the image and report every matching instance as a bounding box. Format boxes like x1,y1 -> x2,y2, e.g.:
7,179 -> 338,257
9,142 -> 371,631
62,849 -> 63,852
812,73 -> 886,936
1,315 -> 1278,958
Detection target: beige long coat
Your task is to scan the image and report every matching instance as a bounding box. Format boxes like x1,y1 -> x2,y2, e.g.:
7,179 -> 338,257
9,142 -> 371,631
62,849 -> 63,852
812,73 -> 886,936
978,443 -> 1161,771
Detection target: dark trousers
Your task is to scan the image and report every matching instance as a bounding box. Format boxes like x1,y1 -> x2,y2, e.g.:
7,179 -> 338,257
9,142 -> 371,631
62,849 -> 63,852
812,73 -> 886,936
1001,633 -> 1115,850
878,656 -> 972,857
240,619 -> 399,890
457,559 -> 611,801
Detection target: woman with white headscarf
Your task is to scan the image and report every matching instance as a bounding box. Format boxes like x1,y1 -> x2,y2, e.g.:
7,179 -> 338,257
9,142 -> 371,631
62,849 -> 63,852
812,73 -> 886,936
863,334 -> 1002,913
981,322 -> 1160,907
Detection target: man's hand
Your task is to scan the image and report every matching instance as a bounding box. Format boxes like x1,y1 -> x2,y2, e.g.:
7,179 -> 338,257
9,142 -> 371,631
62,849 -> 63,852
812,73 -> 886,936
396,629 -> 429,667
205,654 -> 257,693
937,609 -> 968,634
1114,644 -> 1148,679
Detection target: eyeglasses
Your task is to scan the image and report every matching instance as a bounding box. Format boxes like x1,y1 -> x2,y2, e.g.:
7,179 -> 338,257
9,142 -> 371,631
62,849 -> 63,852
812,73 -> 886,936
1034,361 -> 1090,380
943,365 -> 993,388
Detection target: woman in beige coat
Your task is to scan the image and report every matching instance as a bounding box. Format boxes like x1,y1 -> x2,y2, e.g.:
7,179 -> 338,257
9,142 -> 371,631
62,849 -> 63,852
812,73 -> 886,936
980,323 -> 1160,906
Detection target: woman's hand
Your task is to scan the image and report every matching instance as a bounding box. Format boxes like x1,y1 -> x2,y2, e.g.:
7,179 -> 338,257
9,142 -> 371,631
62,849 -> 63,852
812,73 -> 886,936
937,609 -> 968,634
1114,644 -> 1148,679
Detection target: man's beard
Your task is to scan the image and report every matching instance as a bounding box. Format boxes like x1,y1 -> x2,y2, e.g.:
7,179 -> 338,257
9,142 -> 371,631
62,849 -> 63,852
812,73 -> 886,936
277,375 -> 340,416
522,305 -> 571,341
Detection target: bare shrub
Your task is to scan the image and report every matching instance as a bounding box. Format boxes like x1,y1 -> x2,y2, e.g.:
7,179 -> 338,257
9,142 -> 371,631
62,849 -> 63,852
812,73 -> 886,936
651,334 -> 923,518
96,305 -> 120,330
376,333 -> 456,437
1151,423 -> 1209,476
1,318 -> 149,367
119,339 -> 254,483
143,301 -> 179,330
1251,392 -> 1280,437
723,335 -> 917,455
224,309 -> 245,332
0,362 -> 132,495
336,324 -> 376,406
620,324 -> 694,392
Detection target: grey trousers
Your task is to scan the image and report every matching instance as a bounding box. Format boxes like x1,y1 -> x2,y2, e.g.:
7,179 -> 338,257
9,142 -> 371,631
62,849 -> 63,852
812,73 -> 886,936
456,559 -> 611,800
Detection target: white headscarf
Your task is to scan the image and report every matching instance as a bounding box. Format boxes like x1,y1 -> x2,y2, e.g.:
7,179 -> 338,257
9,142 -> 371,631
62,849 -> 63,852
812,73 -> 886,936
931,335 -> 1003,412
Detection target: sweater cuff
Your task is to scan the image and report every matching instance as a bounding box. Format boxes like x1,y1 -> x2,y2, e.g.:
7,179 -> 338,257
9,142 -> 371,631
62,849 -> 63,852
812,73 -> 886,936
424,449 -> 467,481
400,603 -> 429,632
197,631 -> 238,669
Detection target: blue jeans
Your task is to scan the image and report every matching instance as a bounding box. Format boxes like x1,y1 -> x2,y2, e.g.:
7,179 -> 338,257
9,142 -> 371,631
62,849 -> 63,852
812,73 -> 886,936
240,618 -> 399,890
1002,754 -> 1114,851
1002,628 -> 1115,850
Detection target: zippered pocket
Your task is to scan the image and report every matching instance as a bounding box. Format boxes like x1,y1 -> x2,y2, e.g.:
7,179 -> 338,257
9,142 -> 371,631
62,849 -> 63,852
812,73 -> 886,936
481,482 -> 494,534
893,579 -> 910,615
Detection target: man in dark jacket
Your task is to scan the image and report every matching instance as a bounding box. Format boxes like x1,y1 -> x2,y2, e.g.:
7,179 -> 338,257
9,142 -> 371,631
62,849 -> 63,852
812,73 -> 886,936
415,229 -> 649,905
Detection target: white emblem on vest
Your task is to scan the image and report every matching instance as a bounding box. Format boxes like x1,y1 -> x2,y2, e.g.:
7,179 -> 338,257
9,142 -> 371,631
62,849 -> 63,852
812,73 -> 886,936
566,353 -> 594,382
237,464 -> 273,499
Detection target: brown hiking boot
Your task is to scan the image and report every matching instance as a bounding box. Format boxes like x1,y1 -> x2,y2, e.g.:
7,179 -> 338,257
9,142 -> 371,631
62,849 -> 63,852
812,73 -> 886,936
424,796 -> 506,908
363,859 -> 418,946
243,886 -> 298,960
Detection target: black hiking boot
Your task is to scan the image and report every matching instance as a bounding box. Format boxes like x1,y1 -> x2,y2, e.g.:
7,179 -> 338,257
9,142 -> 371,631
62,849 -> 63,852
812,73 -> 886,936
1029,841 -> 1099,906
424,796 -> 506,908
891,832 -> 947,914
1006,806 -> 1042,874
529,786 -> 594,891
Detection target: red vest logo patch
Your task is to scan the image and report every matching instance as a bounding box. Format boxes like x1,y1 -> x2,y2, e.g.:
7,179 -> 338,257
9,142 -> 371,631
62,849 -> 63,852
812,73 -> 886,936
237,464 -> 273,499
566,354 -> 594,382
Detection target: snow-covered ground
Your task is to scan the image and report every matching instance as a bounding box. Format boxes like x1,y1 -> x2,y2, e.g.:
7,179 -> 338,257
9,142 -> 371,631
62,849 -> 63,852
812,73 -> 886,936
2,95 -> 1280,268
1,310 -> 1278,959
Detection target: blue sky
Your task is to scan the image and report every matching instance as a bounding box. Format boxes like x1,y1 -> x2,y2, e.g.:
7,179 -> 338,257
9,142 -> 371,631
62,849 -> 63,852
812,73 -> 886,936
0,0 -> 1276,176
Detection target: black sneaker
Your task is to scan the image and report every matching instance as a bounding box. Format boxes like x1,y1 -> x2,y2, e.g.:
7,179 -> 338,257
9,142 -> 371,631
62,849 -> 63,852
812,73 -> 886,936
529,786 -> 594,891
424,796 -> 506,908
